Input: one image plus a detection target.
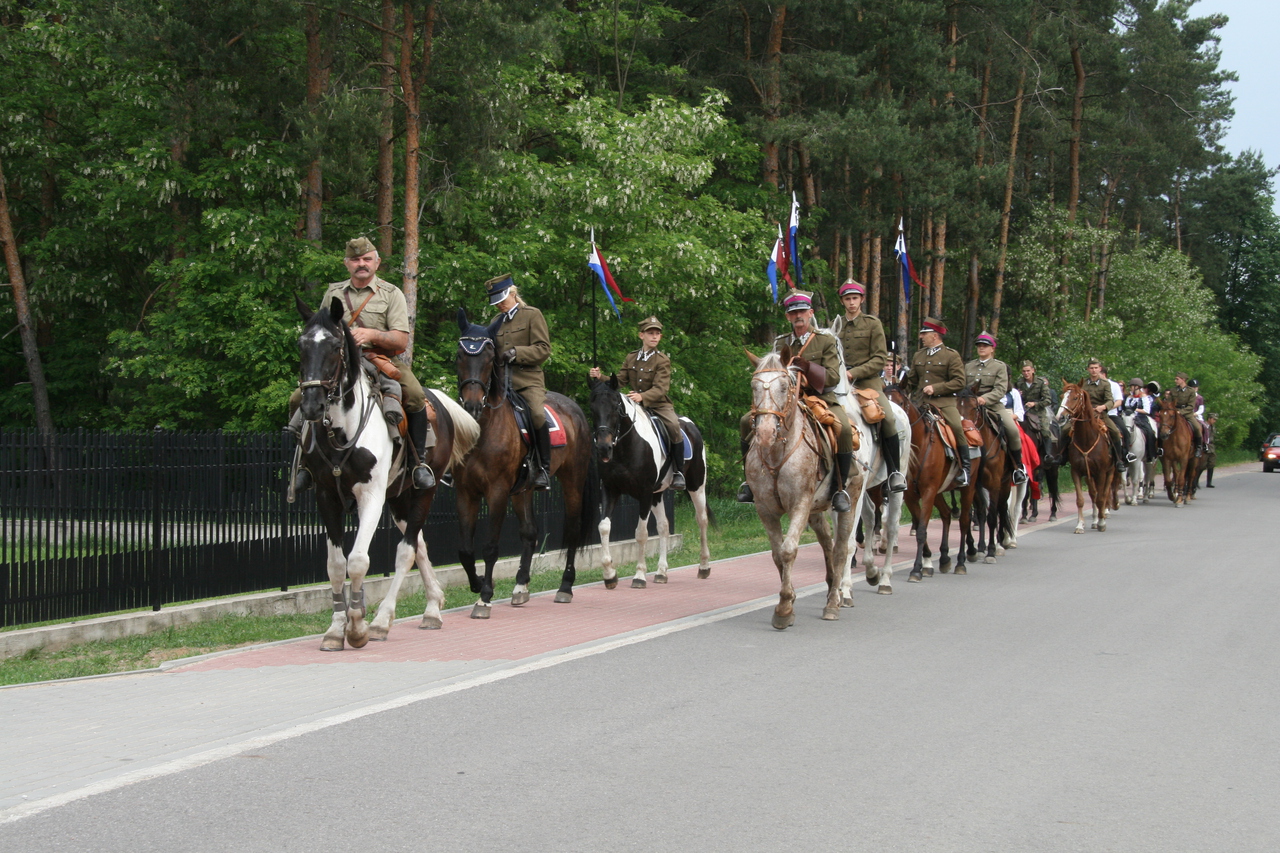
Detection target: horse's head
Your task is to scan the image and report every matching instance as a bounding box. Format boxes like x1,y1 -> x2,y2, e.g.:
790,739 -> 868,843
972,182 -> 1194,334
1157,393 -> 1179,439
297,295 -> 359,421
455,308 -> 505,419
748,351 -> 797,443
588,375 -> 629,463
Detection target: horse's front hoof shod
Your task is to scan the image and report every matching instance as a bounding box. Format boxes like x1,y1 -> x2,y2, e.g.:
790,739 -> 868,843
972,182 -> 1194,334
908,571 -> 922,583
419,615 -> 442,630
554,591 -> 573,603
320,635 -> 345,652
697,568 -> 711,579
878,585 -> 893,595
984,555 -> 996,564
511,590 -> 530,606
368,625 -> 390,642
470,602 -> 491,619
865,570 -> 880,587
841,593 -> 854,607
653,573 -> 668,584
954,565 -> 967,575
822,605 -> 840,621
771,611 -> 795,630
631,577 -> 647,589
604,577 -> 618,590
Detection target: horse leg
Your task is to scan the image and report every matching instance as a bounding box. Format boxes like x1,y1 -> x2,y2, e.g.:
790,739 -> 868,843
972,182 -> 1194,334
554,456 -> 586,604
455,490 -> 483,595
691,483 -> 712,579
758,510 -> 798,629
598,490 -> 619,589
470,487 -> 507,618
631,506 -> 652,588
873,490 -> 901,594
809,510 -> 843,621
1097,470 -> 1111,532
1073,469 -> 1086,534
340,486 -> 385,650
651,493 -> 672,584
510,492 -> 537,606
936,494 -> 953,574
369,512 -> 419,639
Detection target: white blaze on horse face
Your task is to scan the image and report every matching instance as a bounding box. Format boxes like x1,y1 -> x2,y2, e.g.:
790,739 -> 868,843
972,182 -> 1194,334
307,327 -> 336,346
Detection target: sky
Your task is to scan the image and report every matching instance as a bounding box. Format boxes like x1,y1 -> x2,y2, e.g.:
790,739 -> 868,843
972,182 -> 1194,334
1195,0 -> 1279,173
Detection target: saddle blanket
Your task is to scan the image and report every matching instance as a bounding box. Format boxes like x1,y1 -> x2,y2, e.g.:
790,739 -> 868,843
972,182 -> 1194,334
517,405 -> 568,447
648,413 -> 694,462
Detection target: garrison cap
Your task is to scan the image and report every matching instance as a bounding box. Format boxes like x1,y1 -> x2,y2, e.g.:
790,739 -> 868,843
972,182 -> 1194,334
1087,357 -> 1102,367
781,290 -> 813,312
1176,371 -> 1189,380
838,279 -> 865,298
345,237 -> 378,258
485,273 -> 515,305
1022,360 -> 1035,370
638,316 -> 663,332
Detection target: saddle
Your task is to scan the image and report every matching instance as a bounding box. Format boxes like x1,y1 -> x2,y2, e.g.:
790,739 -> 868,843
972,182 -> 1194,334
644,411 -> 693,462
508,388 -> 568,448
802,394 -> 857,454
359,356 -> 405,426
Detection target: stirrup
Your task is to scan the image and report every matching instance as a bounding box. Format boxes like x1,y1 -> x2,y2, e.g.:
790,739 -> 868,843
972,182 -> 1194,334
293,467 -> 313,492
413,463 -> 436,490
736,482 -> 754,503
1012,468 -> 1027,485
532,466 -> 551,490
670,470 -> 687,491
887,470 -> 907,493
832,489 -> 851,513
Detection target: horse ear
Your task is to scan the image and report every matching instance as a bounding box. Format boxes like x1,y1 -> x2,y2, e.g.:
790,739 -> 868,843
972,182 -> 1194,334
778,344 -> 793,365
608,373 -> 619,390
296,294 -> 314,322
329,297 -> 344,325
744,347 -> 760,367
457,307 -> 469,332
486,315 -> 504,338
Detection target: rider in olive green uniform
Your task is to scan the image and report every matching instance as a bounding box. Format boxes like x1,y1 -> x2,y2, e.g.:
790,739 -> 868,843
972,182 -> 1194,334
965,332 -> 1027,485
1076,358 -> 1130,471
738,290 -> 854,512
290,236 -> 434,492
1169,372 -> 1204,456
589,316 -> 686,490
487,274 -> 553,490
833,279 -> 905,493
1016,360 -> 1053,444
903,317 -> 970,487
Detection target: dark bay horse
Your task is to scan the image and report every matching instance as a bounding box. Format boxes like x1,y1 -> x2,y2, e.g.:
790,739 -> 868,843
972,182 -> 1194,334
958,392 -> 1013,565
1058,381 -> 1115,533
889,387 -> 977,582
588,377 -> 711,587
1156,394 -> 1199,506
454,310 -> 598,618
295,296 -> 480,650
1021,408 -> 1063,522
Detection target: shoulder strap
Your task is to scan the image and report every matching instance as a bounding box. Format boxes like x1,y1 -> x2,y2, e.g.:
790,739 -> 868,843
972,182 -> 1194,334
343,289 -> 376,328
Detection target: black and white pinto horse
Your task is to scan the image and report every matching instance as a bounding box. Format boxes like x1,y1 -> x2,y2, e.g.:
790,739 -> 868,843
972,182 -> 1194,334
296,296 -> 480,650
588,377 -> 711,587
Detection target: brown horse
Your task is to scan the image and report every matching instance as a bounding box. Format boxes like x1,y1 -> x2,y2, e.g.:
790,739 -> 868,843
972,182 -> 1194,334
744,351 -> 856,629
888,387 -> 977,582
957,391 -> 1013,565
454,310 -> 598,618
1156,394 -> 1199,506
1058,381 -> 1115,533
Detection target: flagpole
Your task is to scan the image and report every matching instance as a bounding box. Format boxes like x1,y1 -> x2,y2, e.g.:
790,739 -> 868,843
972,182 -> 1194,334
592,252 -> 598,369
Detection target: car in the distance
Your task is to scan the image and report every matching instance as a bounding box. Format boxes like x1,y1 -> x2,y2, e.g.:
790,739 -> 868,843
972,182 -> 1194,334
1262,435 -> 1280,473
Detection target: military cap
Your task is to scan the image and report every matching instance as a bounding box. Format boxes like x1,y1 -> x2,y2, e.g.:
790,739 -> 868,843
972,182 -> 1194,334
638,316 -> 663,332
1176,371 -> 1189,380
919,316 -> 947,336
1128,377 -> 1144,387
781,290 -> 813,312
345,237 -> 378,258
975,332 -> 996,348
1022,360 -> 1035,370
1207,412 -> 1218,419
838,279 -> 865,298
485,273 -> 515,305
1087,357 -> 1102,367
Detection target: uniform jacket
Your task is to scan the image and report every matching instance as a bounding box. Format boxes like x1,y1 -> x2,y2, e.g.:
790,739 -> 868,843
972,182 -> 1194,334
773,329 -> 840,405
1083,378 -> 1115,410
1017,375 -> 1052,409
1169,384 -> 1197,416
492,303 -> 550,392
965,358 -> 1011,407
905,345 -> 966,401
834,313 -> 887,391
618,349 -> 673,407
319,276 -> 410,346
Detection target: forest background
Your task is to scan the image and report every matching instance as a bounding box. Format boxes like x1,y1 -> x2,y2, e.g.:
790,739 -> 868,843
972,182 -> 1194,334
3,0 -> 1277,495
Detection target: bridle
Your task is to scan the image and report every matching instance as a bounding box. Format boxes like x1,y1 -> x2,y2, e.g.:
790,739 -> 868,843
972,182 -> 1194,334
594,390 -> 636,448
457,335 -> 505,410
297,325 -> 379,486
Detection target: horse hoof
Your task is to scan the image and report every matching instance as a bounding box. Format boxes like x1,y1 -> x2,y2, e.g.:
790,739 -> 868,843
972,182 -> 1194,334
347,632 -> 369,649
631,577 -> 647,589
771,612 -> 795,630
470,603 -> 491,619
822,606 -> 840,621
1006,542 -> 1017,549
954,565 -> 967,575
320,636 -> 345,652
908,572 -> 922,583
1049,513 -> 1057,521
1098,522 -> 1107,532
923,566 -> 934,578
419,615 -> 442,630
984,556 -> 996,564
697,568 -> 711,579
368,625 -> 389,642
1074,527 -> 1084,534
511,590 -> 530,606
554,591 -> 573,603
865,572 -> 879,587
653,573 -> 668,584
878,585 -> 893,595
604,577 -> 618,590
841,594 -> 854,607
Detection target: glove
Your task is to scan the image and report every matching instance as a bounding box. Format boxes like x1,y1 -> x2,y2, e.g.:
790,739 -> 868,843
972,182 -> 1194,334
502,348 -> 517,363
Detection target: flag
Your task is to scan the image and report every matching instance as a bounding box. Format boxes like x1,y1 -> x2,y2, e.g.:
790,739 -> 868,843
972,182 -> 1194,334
788,192 -> 804,289
767,224 -> 792,302
588,229 -> 632,320
894,217 -> 922,305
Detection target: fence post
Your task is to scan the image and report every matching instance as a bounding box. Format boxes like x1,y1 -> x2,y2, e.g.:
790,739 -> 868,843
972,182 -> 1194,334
279,430 -> 290,592
150,427 -> 164,611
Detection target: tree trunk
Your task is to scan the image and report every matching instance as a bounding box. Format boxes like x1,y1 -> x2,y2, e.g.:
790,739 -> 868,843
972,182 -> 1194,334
1067,39 -> 1085,226
930,214 -> 947,320
0,155 -> 54,435
964,250 -> 980,356
759,4 -> 787,188
375,0 -> 396,257
398,0 -> 436,360
869,233 -> 882,320
303,4 -> 329,245
990,65 -> 1026,337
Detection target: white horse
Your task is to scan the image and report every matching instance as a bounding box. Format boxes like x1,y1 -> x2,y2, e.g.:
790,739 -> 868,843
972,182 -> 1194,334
838,393 -> 910,600
1119,410 -> 1155,504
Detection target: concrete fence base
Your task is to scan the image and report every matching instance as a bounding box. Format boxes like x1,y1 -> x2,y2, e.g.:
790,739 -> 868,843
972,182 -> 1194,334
0,534 -> 681,660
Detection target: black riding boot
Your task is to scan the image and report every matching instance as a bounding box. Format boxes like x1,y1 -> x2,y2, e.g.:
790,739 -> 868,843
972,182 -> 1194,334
1010,441 -> 1028,485
1112,437 -> 1128,472
285,416 -> 314,493
736,438 -> 753,503
881,429 -> 907,493
832,452 -> 853,512
532,423 -> 552,490
957,450 -> 971,487
669,447 -> 687,491
407,408 -> 436,490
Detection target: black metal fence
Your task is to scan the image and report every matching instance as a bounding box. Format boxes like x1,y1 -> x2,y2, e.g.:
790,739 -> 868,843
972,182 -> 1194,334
1,428 -> 668,628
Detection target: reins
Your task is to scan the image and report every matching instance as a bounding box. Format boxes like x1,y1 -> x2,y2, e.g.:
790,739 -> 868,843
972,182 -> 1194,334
748,364 -> 823,479
297,328 -> 381,502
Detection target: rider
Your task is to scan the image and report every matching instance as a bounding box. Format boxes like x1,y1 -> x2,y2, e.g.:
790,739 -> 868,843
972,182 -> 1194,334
289,236 -> 434,492
737,290 -> 855,512
1078,358 -> 1132,471
1016,360 -> 1054,448
487,274 -> 553,490
1169,372 -> 1204,457
1123,377 -> 1158,461
589,316 -> 686,490
965,333 -> 1028,485
833,279 -> 905,493
903,316 -> 970,487
1203,413 -> 1218,487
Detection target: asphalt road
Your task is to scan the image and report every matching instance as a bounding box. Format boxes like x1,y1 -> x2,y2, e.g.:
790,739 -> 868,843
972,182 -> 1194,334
2,467 -> 1277,852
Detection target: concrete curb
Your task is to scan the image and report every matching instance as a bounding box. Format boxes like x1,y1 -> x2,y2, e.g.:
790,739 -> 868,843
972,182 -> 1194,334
0,535 -> 681,659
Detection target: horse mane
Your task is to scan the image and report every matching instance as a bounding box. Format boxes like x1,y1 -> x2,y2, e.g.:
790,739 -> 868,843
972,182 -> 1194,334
434,394 -> 482,470
756,351 -> 786,372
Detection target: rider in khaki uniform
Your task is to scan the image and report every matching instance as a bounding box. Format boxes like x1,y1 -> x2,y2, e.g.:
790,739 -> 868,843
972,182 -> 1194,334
488,274 -> 553,490
738,290 -> 854,511
290,236 -> 434,492
1169,372 -> 1204,456
833,279 -> 905,493
589,316 -> 686,490
903,317 -> 970,486
965,332 -> 1027,485
1076,358 -> 1130,471
1016,360 -> 1053,443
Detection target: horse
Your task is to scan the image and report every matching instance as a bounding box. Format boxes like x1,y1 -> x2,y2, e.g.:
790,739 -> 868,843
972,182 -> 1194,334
959,391 -> 1014,566
294,296 -> 480,650
889,387 -> 977,582
744,351 -> 857,629
1021,408 -> 1063,522
1156,395 -> 1199,506
1057,381 -> 1115,533
838,389 -> 910,600
1002,422 -> 1039,550
1118,409 -> 1156,505
587,376 -> 712,587
454,310 -> 598,617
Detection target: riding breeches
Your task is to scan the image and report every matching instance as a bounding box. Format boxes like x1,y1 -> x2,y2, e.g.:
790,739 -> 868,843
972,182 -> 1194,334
929,397 -> 967,449
512,376 -> 547,428
646,401 -> 683,447
1103,415 -> 1124,445
988,403 -> 1023,452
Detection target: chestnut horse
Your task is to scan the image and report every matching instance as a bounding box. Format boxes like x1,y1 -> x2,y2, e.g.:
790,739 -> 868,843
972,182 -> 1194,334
1156,394 -> 1199,506
454,310 -> 598,618
958,391 -> 1013,565
295,297 -> 480,650
1057,381 -> 1115,533
744,351 -> 857,629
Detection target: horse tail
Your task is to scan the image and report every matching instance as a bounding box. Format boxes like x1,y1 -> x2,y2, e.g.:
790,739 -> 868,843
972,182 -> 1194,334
431,390 -> 481,471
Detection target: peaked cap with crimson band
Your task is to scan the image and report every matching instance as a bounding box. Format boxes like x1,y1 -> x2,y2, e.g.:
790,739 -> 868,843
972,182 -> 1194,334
781,290 -> 813,312
919,316 -> 947,336
838,280 -> 865,298
975,332 -> 996,348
